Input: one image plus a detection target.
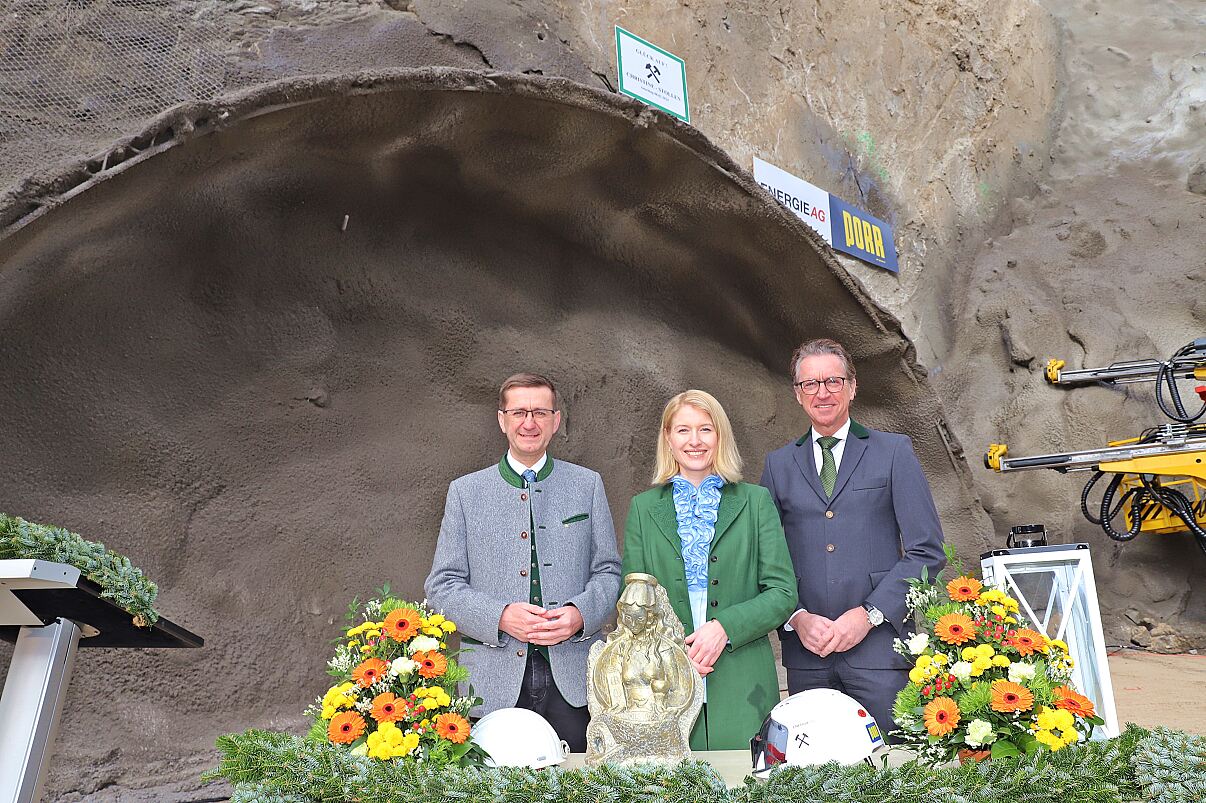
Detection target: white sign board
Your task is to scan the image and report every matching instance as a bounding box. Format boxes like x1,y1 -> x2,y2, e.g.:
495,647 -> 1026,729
615,27 -> 689,122
752,157 -> 832,245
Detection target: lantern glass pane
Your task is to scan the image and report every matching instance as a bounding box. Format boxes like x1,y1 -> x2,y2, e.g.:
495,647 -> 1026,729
1001,558 -> 1107,737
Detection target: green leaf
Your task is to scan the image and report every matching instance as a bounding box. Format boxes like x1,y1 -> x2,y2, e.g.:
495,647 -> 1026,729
990,739 -> 1021,759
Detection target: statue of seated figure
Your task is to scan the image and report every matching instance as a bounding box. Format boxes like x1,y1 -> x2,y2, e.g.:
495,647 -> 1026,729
585,573 -> 703,765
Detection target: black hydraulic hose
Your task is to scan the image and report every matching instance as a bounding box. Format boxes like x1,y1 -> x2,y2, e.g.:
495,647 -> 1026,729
1098,473 -> 1142,541
1156,342 -> 1206,423
1139,477 -> 1206,557
1081,471 -> 1106,525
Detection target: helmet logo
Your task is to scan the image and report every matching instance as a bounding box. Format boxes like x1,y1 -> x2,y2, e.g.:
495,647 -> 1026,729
794,732 -> 810,748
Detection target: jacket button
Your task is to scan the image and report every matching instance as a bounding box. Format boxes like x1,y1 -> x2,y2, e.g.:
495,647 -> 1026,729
520,569 -> 528,577
826,544 -> 835,552
517,649 -> 525,657
520,493 -> 528,501
711,579 -> 719,586
710,600 -> 718,608
710,555 -> 718,563
521,532 -> 528,539
825,510 -> 834,519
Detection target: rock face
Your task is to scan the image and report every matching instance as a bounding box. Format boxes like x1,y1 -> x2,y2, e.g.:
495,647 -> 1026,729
0,0 -> 1202,799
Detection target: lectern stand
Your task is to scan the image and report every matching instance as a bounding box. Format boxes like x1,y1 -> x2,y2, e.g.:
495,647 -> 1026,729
0,559 -> 203,803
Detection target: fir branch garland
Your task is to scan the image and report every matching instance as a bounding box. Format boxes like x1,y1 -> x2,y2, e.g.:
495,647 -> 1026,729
206,724 -> 1206,803
0,513 -> 159,625
1132,727 -> 1206,803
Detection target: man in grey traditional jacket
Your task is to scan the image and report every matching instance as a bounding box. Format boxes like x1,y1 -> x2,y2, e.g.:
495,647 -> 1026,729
425,372 -> 621,752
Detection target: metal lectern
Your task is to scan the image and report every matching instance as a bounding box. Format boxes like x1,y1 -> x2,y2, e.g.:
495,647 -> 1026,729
0,559 -> 203,803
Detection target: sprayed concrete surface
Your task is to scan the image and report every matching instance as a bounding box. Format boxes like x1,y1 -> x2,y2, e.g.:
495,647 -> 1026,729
0,0 -> 1203,798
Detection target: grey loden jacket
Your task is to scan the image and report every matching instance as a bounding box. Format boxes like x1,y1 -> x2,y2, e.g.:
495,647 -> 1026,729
425,456 -> 621,715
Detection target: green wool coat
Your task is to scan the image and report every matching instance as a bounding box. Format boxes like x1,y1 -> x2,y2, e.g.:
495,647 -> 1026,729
622,481 -> 798,751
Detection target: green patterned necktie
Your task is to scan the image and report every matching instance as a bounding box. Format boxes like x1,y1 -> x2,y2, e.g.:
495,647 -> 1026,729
818,436 -> 840,497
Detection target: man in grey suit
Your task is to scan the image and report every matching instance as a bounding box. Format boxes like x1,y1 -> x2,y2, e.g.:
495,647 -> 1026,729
761,338 -> 945,738
425,372 -> 621,751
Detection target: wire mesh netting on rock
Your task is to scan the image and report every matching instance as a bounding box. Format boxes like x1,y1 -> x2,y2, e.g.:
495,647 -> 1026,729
0,0 -> 233,187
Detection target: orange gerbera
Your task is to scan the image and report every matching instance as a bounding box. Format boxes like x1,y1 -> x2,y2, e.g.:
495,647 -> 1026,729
1008,628 -> 1047,657
991,680 -> 1035,713
946,576 -> 983,602
383,607 -> 422,642
435,712 -> 471,744
416,650 -> 448,679
935,612 -> 977,645
1053,685 -> 1096,718
328,711 -> 366,744
352,657 -> 389,687
371,692 -> 404,724
923,696 -> 960,737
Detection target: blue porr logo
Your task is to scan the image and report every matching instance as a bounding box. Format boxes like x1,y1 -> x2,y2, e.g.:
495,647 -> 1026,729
866,721 -> 883,744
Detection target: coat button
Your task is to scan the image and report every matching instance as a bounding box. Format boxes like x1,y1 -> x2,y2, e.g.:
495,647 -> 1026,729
520,493 -> 528,501
710,600 -> 719,608
520,569 -> 528,577
826,544 -> 835,552
711,579 -> 719,586
825,510 -> 834,518
517,649 -> 525,657
710,555 -> 718,563
521,532 -> 528,539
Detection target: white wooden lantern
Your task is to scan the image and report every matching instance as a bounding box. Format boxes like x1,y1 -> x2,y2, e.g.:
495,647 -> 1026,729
980,543 -> 1119,738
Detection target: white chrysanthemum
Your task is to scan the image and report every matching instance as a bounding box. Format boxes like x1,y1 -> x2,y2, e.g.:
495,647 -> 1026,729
1008,661 -> 1037,684
906,633 -> 930,654
409,635 -> 440,653
390,656 -> 418,677
965,718 -> 995,747
951,661 -> 973,683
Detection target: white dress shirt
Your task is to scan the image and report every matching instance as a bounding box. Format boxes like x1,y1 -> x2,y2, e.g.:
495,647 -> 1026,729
784,417 -> 853,631
507,451 -> 547,477
810,417 -> 851,476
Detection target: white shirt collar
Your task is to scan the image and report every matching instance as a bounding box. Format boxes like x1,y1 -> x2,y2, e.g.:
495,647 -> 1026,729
507,451 -> 547,476
811,417 -> 852,445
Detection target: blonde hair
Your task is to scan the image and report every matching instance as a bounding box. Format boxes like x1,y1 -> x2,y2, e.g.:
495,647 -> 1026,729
652,390 -> 744,485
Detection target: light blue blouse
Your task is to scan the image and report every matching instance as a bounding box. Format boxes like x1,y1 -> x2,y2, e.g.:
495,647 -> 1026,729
670,473 -> 724,632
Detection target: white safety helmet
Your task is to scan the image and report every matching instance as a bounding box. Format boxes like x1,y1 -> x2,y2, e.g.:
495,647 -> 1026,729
751,689 -> 885,773
470,708 -> 571,769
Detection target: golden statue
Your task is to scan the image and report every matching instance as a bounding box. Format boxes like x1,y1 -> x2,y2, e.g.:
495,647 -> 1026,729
585,573 -> 703,765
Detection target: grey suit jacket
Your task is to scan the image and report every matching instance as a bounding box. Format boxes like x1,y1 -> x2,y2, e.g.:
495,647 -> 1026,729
761,420 -> 946,670
425,456 -> 621,715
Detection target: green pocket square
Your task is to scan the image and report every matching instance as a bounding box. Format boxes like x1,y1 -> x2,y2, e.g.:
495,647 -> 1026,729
561,514 -> 590,525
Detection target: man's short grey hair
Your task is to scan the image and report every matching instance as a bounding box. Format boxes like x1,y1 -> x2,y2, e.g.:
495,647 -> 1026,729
790,338 -> 857,382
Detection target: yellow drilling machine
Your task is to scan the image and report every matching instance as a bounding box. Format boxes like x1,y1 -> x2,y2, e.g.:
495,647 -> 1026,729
985,338 -> 1206,555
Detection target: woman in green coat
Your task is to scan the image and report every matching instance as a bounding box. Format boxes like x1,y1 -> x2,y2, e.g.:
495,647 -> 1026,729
622,389 -> 798,751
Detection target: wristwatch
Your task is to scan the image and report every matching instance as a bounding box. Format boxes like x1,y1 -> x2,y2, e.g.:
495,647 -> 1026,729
863,604 -> 885,627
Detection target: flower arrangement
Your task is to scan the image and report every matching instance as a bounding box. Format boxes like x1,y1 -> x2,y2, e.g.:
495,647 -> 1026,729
304,589 -> 483,766
892,556 -> 1104,763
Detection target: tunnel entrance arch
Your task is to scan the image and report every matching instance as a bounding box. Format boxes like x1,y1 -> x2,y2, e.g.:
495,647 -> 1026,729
0,68 -> 985,789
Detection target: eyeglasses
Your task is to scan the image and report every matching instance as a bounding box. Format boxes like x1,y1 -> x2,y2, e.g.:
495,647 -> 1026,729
793,376 -> 848,395
500,408 -> 556,421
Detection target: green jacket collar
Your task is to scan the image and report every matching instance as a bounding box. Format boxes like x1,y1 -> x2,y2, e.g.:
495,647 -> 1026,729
498,454 -> 555,488
794,418 -> 869,446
